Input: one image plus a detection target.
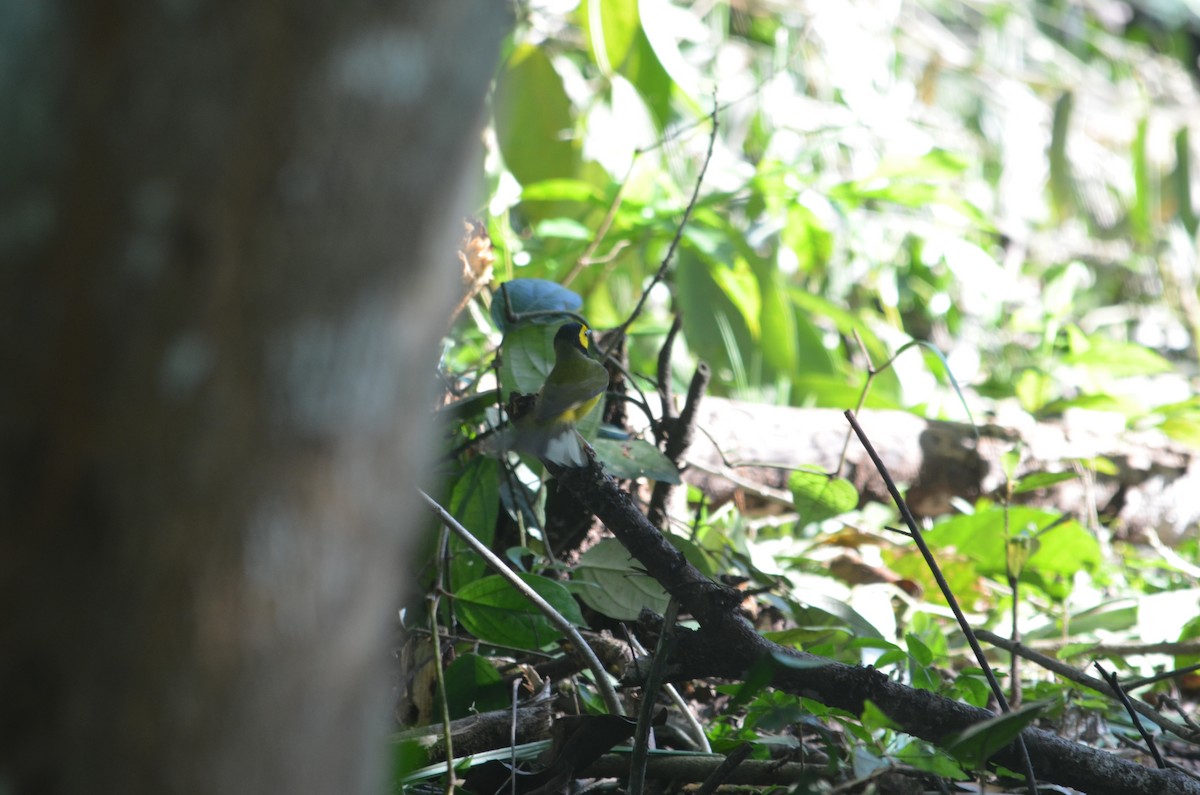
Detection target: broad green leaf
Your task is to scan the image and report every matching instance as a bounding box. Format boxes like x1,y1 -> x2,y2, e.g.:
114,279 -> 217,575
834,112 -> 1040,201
1014,369 -> 1056,413
787,469 -> 858,525
905,632 -> 934,666
494,45 -> 580,186
787,293 -> 902,398
954,672 -> 991,708
638,0 -> 701,107
745,250 -> 802,379
1173,127 -> 1197,236
592,437 -> 680,483
794,590 -> 885,639
790,373 -> 903,409
1041,392 -> 1143,417
455,573 -> 584,650
492,278 -> 583,332
580,0 -> 640,75
1012,470 -> 1080,494
534,217 -> 594,241
724,654 -> 776,714
574,538 -> 670,620
676,247 -> 757,384
942,701 -> 1047,771
1062,330 -> 1173,377
707,258 -> 762,336
782,203 -> 834,275
1161,416 -> 1200,448
499,323 -> 557,396
1049,92 -> 1075,220
448,457 -> 500,590
442,654 -> 509,719
859,700 -> 902,731
872,149 -> 970,180
621,21 -> 673,126
925,506 -> 1101,589
520,179 -> 603,203
892,740 -> 968,779
1131,115 -> 1152,244
1175,614 -> 1200,669
1005,532 -> 1038,580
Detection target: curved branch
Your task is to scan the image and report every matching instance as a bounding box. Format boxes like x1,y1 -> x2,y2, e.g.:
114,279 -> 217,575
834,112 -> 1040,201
552,459 -> 1200,795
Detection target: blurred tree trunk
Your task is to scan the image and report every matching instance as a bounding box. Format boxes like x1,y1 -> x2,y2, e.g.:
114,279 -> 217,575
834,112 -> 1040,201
0,2 -> 506,792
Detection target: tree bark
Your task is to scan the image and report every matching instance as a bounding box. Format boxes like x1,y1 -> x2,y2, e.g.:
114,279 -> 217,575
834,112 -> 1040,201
0,2 -> 507,792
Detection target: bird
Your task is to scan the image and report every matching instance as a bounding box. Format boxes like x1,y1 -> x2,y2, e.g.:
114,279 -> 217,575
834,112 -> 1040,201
511,322 -> 609,467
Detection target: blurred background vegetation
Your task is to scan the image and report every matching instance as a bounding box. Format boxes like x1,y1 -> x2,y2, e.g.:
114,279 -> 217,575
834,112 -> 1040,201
460,0 -> 1200,425
415,0 -> 1200,787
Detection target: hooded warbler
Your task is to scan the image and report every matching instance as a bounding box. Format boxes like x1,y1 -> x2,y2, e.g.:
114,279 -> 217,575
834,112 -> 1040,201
512,322 -> 609,466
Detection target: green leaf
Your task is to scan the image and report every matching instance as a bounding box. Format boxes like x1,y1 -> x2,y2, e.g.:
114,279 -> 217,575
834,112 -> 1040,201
500,323 -> 557,396
592,437 -> 680,483
1131,115 -> 1152,244
494,45 -> 581,186
787,469 -> 858,526
638,0 -> 700,109
756,265 -> 801,377
580,0 -> 640,75
782,203 -> 833,275
1049,92 -> 1075,220
1172,126 -> 1197,236
621,20 -> 673,126
1011,470 -> 1078,495
448,457 -> 500,590
676,247 -> 757,383
905,633 -> 934,666
455,573 -> 584,650
1005,533 -> 1038,580
442,654 -> 509,719
860,700 -> 902,731
492,279 -> 583,332
892,740 -> 968,779
794,590 -> 885,640
942,701 -> 1047,771
1160,416 -> 1200,448
789,373 -> 903,409
520,179 -> 603,204
924,507 -> 1101,589
573,538 -> 670,620
1062,331 -> 1173,377
954,672 -> 991,708
534,217 -> 594,241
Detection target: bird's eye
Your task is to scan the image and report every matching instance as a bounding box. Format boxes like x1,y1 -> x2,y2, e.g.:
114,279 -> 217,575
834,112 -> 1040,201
578,325 -> 589,350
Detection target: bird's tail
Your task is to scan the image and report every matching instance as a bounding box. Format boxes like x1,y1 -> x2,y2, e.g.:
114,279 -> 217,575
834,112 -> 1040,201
494,421 -> 589,467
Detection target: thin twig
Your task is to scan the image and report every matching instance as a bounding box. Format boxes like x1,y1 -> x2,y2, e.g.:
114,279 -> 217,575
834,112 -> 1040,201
845,410 -> 1039,795
626,630 -> 711,752
694,742 -> 753,795
563,162 -> 636,286
648,360 -> 710,528
429,523 -> 458,794
655,315 -> 683,445
629,597 -> 680,795
601,97 -> 718,362
976,628 -> 1196,742
1095,662 -> 1166,768
509,678 -> 519,795
419,489 -> 625,717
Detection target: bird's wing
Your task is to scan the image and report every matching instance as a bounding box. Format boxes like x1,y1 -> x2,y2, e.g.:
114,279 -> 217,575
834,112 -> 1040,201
534,361 -> 608,422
